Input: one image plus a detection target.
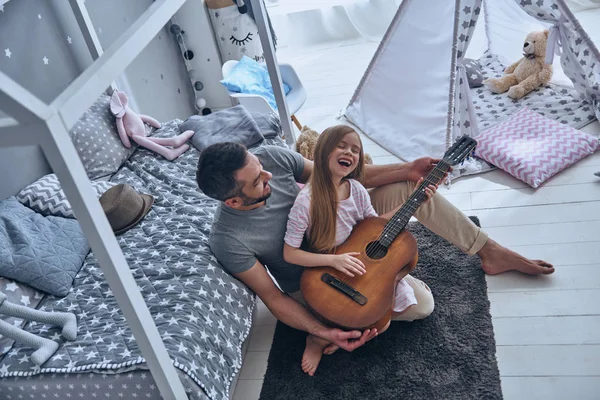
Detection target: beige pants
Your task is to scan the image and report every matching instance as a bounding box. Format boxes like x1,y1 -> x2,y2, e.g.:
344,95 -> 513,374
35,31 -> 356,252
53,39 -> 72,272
391,274 -> 434,321
368,181 -> 488,256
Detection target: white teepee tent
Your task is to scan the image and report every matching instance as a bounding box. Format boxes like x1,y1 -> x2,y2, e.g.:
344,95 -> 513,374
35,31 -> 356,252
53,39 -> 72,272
342,0 -> 600,179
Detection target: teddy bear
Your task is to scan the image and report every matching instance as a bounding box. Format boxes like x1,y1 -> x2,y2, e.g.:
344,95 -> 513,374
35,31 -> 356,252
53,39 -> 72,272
110,90 -> 195,161
484,29 -> 553,100
296,125 -> 372,164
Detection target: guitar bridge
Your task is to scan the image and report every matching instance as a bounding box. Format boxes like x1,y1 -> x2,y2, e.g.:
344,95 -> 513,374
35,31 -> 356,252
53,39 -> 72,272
321,273 -> 367,306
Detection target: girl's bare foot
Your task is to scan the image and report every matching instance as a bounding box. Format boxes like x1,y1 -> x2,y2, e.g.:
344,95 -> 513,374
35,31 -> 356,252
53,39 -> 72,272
323,344 -> 340,355
302,335 -> 328,376
478,239 -> 554,275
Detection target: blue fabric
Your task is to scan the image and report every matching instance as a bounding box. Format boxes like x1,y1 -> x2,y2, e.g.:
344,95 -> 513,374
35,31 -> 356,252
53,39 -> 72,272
220,56 -> 291,111
0,197 -> 90,297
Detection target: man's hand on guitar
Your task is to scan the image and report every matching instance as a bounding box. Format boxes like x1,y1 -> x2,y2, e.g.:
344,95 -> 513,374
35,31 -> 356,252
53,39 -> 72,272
408,157 -> 452,184
330,252 -> 366,277
414,177 -> 438,203
321,327 -> 378,352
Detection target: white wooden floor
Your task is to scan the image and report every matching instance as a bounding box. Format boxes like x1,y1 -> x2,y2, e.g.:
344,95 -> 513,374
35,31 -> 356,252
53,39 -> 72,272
232,38 -> 600,400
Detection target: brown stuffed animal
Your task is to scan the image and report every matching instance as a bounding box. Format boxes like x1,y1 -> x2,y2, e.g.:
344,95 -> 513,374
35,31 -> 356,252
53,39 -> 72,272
484,29 -> 553,100
295,125 -> 373,164
296,125 -> 320,161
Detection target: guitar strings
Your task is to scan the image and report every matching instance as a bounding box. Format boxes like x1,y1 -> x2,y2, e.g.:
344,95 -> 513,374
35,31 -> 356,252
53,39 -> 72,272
366,161 -> 449,258
334,140 -> 473,289
366,139 -> 473,257
340,163 -> 445,286
363,139 -> 473,259
339,161 -> 449,287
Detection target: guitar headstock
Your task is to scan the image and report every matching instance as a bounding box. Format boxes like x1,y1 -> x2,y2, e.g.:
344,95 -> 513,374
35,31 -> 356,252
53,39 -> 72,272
442,135 -> 477,166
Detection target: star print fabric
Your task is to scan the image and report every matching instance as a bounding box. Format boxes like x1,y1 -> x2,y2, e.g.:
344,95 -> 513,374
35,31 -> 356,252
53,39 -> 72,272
0,278 -> 44,357
517,0 -> 600,121
0,1 -> 81,103
68,94 -> 142,181
473,51 -> 596,131
0,370 -> 210,400
0,120 -> 289,400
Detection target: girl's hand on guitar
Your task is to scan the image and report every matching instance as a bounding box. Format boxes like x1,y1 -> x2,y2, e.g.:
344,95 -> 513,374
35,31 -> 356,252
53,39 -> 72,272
330,252 -> 366,277
415,177 -> 438,203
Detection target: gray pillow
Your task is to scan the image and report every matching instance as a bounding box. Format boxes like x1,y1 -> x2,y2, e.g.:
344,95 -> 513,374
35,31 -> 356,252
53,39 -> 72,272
179,105 -> 265,152
0,197 -> 90,297
16,173 -> 116,218
68,94 -> 137,180
460,58 -> 484,88
249,111 -> 283,139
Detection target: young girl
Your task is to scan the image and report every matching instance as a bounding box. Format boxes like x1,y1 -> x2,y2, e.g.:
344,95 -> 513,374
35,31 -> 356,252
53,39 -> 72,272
283,125 -> 437,376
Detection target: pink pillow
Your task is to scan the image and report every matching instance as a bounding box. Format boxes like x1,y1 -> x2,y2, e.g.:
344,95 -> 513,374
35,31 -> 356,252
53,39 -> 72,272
473,107 -> 599,188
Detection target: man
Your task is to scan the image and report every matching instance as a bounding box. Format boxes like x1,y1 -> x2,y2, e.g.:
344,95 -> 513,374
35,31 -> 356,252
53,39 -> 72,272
195,141 -> 554,353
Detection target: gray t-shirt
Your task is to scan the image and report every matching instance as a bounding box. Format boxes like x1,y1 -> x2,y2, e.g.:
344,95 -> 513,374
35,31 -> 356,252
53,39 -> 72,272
208,145 -> 306,293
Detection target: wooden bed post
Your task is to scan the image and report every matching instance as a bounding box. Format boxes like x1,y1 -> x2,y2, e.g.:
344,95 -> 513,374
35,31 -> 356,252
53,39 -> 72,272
250,0 -> 297,146
0,0 -> 191,398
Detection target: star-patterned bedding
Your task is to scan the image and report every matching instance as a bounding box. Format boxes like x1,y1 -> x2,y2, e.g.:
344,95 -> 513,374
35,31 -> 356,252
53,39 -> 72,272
0,119 -> 289,400
0,278 -> 45,357
473,51 -> 597,131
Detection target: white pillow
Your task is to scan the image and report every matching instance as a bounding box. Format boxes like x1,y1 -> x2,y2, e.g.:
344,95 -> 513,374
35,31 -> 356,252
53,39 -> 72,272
474,107 -> 600,188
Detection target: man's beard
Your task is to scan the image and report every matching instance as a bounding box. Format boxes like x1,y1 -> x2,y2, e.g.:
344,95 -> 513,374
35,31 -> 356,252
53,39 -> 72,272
241,192 -> 271,206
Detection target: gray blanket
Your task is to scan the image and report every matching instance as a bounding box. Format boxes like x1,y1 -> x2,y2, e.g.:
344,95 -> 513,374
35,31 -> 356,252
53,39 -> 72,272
181,105 -> 282,152
0,120 -> 288,400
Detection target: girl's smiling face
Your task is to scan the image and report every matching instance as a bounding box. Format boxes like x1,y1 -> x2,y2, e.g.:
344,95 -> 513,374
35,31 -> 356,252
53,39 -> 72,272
328,132 -> 362,180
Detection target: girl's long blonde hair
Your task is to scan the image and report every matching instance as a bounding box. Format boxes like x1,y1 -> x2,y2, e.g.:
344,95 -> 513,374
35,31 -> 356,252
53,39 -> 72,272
307,125 -> 365,254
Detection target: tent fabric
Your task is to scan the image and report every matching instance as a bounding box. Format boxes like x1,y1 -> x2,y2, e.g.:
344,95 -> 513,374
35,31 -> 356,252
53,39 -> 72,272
452,0 -> 486,178
453,0 -> 483,141
342,0 -> 600,182
343,0 -> 460,163
516,0 -> 600,121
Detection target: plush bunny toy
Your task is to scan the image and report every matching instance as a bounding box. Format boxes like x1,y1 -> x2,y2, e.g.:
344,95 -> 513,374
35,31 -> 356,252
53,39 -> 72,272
110,90 -> 195,161
0,292 -> 77,366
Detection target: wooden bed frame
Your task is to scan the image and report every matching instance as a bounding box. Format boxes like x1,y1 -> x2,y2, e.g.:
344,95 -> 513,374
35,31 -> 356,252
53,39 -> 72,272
0,1 -> 292,398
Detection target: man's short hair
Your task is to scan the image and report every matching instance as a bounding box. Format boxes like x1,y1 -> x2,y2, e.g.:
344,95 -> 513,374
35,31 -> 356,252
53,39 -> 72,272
196,142 -> 248,201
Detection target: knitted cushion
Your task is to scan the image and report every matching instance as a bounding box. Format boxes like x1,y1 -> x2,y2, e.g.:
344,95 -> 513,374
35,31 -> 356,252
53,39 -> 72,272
473,107 -> 599,188
0,198 -> 90,297
16,173 -> 115,218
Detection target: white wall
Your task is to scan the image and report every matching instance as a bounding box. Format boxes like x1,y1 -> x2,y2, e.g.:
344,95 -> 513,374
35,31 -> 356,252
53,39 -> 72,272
171,0 -> 233,110
84,0 -> 197,121
0,0 -> 230,199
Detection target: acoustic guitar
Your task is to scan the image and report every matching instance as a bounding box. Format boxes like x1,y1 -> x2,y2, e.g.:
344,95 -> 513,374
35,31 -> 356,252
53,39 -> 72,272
299,135 -> 478,331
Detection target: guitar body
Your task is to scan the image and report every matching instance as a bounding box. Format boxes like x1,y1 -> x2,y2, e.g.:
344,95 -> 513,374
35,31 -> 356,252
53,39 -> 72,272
299,135 -> 478,332
300,216 -> 419,331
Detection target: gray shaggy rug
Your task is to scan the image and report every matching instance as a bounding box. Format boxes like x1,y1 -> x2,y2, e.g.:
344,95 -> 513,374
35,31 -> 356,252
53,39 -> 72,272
259,217 -> 502,400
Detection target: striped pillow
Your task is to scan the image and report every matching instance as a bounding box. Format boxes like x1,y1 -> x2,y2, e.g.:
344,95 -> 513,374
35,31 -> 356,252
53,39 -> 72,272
473,107 -> 599,188
16,174 -> 115,218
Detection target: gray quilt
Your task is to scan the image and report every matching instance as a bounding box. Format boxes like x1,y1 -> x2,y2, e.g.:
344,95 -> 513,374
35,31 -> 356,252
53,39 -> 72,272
0,120 -> 289,400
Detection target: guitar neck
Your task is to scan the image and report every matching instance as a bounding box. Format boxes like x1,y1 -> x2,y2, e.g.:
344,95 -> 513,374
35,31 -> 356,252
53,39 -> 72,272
378,160 -> 451,247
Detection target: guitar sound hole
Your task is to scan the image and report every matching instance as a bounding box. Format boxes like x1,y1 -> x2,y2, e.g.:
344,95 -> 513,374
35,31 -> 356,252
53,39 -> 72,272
365,241 -> 387,260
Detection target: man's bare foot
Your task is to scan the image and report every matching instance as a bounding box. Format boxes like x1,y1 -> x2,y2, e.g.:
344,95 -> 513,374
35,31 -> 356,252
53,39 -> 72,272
478,238 -> 554,275
302,335 -> 327,376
